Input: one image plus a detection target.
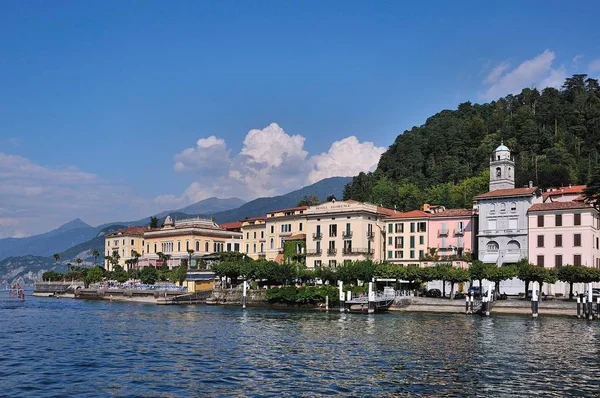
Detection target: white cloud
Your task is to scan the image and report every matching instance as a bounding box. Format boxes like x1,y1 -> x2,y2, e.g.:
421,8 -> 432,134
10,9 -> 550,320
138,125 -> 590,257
0,152 -> 163,238
163,123 -> 383,204
589,58 -> 600,73
481,50 -> 565,100
308,137 -> 385,184
173,135 -> 230,173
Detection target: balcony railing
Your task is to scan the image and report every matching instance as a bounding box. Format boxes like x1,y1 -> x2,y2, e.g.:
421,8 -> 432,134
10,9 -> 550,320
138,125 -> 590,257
394,244 -> 404,249
454,229 -> 464,236
438,229 -> 449,236
329,232 -> 337,238
327,248 -> 337,255
306,249 -> 322,256
258,252 -> 266,257
342,231 -> 353,238
312,232 -> 322,239
367,231 -> 375,239
342,248 -> 374,255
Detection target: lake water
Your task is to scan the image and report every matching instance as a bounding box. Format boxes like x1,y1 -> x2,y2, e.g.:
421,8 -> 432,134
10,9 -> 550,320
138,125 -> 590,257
1,295 -> 600,397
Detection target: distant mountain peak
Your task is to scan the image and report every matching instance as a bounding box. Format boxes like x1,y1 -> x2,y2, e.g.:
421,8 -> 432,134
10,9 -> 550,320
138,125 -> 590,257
57,218 -> 92,232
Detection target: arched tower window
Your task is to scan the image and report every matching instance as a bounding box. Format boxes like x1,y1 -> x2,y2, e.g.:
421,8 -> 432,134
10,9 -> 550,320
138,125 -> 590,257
496,167 -> 501,177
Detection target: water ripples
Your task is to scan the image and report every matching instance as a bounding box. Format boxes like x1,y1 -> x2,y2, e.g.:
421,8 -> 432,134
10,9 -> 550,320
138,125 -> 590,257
1,297 -> 600,396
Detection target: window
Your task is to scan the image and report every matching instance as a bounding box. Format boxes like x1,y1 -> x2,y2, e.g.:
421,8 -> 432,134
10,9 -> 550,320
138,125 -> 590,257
388,224 -> 393,233
537,215 -> 544,227
260,243 -> 264,253
417,222 -> 426,232
419,236 -> 424,245
253,232 -> 257,239
253,244 -> 256,253
270,238 -> 274,249
299,223 -> 303,231
147,244 -> 149,253
457,221 -> 464,233
555,214 -> 562,227
108,241 -> 110,247
496,167 -> 501,177
281,224 -> 292,233
186,241 -> 189,251
177,242 -> 181,252
555,255 -> 563,268
490,204 -> 496,213
410,250 -> 415,259
316,241 -> 321,253
196,241 -> 200,251
270,226 -> 274,234
410,223 -> 415,233
388,236 -> 393,245
574,233 -> 581,247
510,202 -> 516,211
205,242 -> 209,252
500,203 -> 506,212
154,244 -> 157,253
537,235 -> 544,247
246,232 -> 249,239
574,255 -> 582,266
122,239 -> 125,245
261,231 -> 264,239
329,224 -> 337,237
419,250 -> 424,259
537,255 -> 544,267
329,260 -> 337,267
131,239 -> 134,245
388,250 -> 393,259
410,236 -> 415,248
395,223 -> 404,233
486,241 -> 499,252
574,213 -> 581,226
488,219 -> 497,230
314,260 -> 322,268
555,234 -> 562,247
328,240 -> 336,250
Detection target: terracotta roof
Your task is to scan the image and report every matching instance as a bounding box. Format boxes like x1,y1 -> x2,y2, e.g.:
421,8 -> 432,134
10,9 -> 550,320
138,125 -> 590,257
267,205 -> 309,214
528,202 -> 594,212
474,187 -> 537,199
274,253 -> 284,264
345,199 -> 359,203
542,185 -> 586,200
242,216 -> 266,222
386,210 -> 431,219
283,233 -> 306,241
219,221 -> 242,230
377,206 -> 396,216
429,209 -> 474,218
107,226 -> 146,237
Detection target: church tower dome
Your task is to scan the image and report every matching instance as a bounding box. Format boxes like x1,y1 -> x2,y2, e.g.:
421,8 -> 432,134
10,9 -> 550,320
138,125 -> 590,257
489,141 -> 515,191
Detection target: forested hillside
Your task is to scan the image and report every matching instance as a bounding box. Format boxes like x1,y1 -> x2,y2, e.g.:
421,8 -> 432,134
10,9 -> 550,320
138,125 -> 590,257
344,74 -> 600,209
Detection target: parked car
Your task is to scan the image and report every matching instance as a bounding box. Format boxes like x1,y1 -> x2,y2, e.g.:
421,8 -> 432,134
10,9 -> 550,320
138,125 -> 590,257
583,288 -> 600,301
426,288 -> 442,298
468,286 -> 481,298
454,292 -> 465,300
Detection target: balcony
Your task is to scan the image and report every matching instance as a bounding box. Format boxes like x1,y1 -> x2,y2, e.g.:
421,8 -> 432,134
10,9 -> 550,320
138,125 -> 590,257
306,249 -> 322,256
258,252 -> 266,258
454,229 -> 464,236
312,232 -> 322,240
438,228 -> 449,236
366,231 -> 375,239
342,230 -> 353,238
327,248 -> 337,255
394,244 -> 404,249
343,248 -> 374,255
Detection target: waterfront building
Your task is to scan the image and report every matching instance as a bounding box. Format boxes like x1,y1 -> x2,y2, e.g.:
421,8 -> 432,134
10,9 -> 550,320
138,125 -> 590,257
305,200 -> 393,268
264,206 -> 308,263
474,143 -> 542,266
240,216 -> 267,260
528,201 -> 600,295
137,216 -> 242,269
542,185 -> 586,203
384,210 -> 430,266
104,226 -> 146,271
425,208 -> 476,267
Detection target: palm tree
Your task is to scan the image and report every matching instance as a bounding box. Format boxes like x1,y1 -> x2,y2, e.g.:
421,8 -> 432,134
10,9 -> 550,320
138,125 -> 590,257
111,250 -> 121,270
156,252 -> 165,268
132,250 -> 141,269
75,258 -> 83,269
92,250 -> 100,266
104,255 -> 111,270
53,253 -> 62,272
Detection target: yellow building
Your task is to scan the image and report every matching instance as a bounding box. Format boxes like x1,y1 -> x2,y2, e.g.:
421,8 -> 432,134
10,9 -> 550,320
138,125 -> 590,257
139,216 -> 243,269
305,200 -> 393,268
265,206 -> 308,262
384,210 -> 430,266
240,216 -> 267,260
104,226 -> 147,271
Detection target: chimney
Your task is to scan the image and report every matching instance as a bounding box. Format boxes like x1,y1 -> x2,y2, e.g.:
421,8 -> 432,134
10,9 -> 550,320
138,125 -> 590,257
528,181 -> 533,188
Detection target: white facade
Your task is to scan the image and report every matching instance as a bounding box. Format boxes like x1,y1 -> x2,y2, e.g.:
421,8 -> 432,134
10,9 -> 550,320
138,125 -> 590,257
489,142 -> 515,191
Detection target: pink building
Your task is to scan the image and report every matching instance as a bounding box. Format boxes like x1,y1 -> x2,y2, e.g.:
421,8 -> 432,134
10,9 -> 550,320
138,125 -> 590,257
542,185 -> 586,203
426,209 -> 476,268
528,201 -> 600,295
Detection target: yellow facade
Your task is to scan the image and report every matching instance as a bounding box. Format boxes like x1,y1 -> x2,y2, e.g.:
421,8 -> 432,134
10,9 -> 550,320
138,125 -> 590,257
104,227 -> 146,271
265,206 -> 308,262
384,210 -> 430,266
241,217 -> 267,260
138,216 -> 243,269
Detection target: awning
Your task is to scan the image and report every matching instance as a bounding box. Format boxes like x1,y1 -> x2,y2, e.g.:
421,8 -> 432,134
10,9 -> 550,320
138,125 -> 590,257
502,252 -> 521,264
481,253 -> 499,264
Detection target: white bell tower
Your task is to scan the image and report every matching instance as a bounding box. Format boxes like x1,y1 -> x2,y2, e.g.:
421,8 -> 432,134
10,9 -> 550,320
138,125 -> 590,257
489,141 -> 515,191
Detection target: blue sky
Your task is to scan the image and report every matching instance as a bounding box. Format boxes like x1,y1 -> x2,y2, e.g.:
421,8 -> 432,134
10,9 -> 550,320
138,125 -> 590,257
1,0 -> 599,237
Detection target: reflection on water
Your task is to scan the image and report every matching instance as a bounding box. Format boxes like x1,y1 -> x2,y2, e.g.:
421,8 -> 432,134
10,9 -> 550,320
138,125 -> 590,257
1,297 -> 599,397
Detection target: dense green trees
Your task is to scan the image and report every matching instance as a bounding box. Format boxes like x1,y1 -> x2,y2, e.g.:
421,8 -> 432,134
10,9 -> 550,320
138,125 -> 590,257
297,194 -> 321,206
344,75 -> 600,209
